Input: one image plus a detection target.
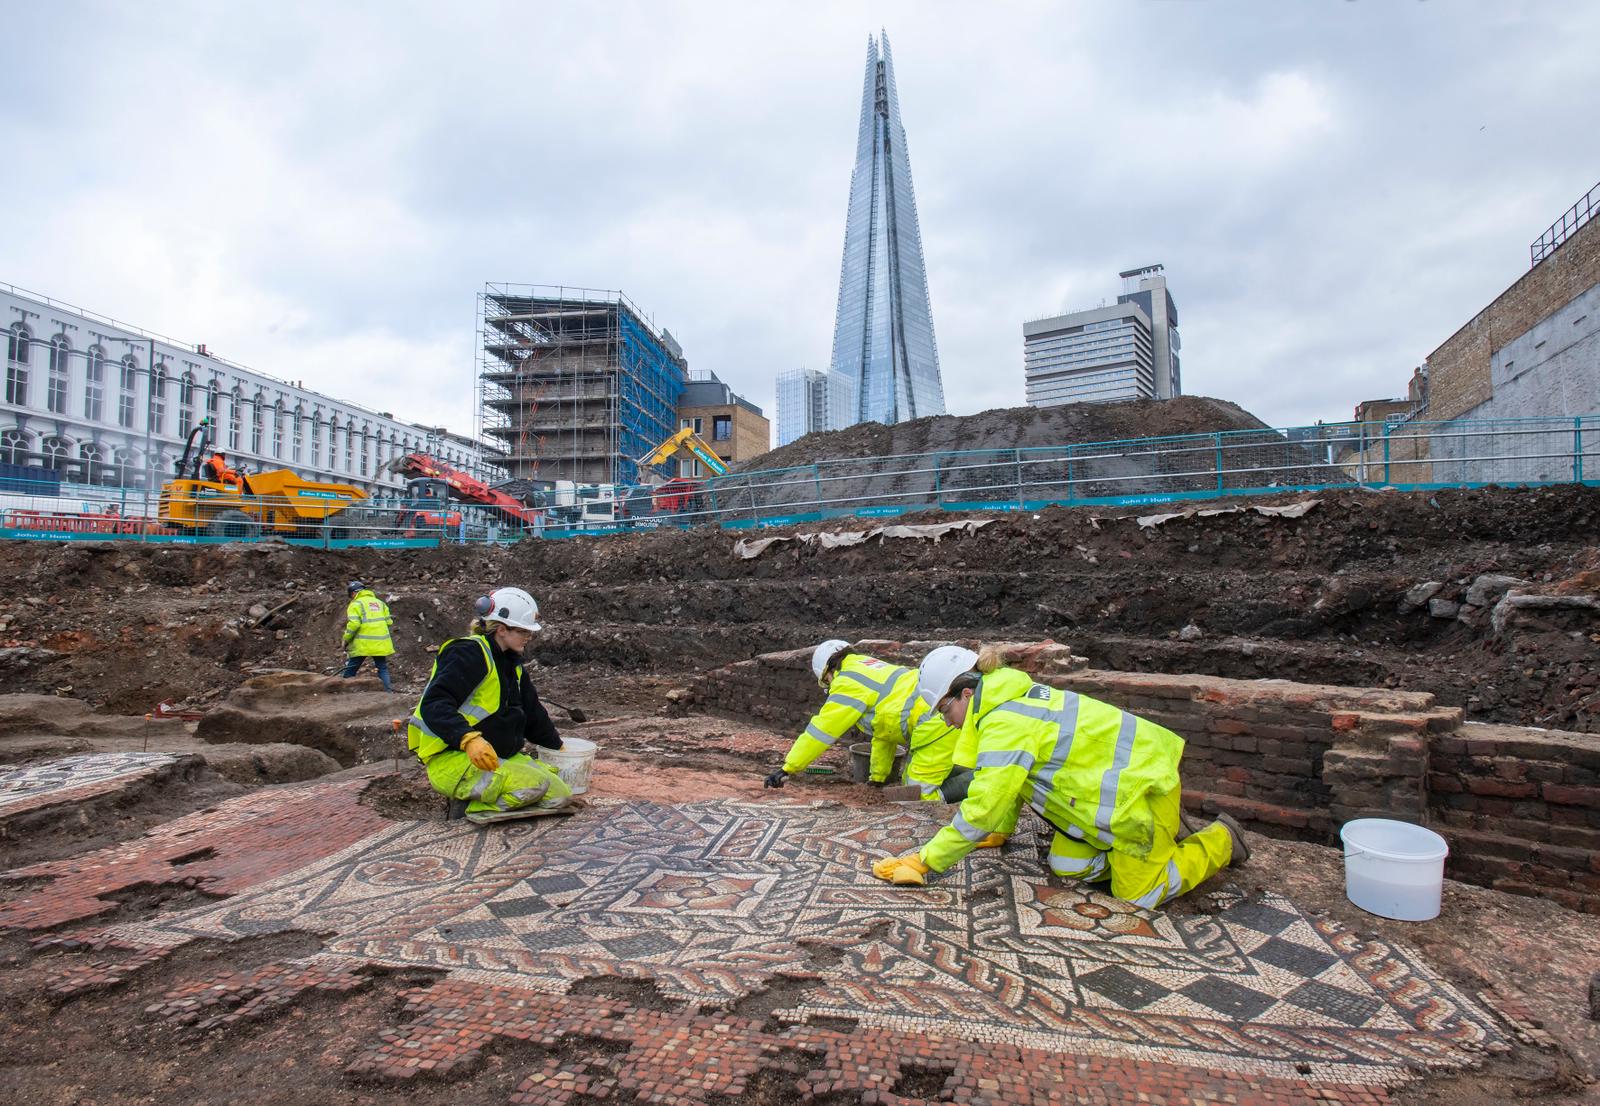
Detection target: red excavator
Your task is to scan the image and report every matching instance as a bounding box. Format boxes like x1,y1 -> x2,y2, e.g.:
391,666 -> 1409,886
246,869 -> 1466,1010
380,453 -> 544,531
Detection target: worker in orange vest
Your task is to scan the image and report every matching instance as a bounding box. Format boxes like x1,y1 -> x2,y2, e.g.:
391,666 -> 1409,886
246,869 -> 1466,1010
203,451 -> 242,489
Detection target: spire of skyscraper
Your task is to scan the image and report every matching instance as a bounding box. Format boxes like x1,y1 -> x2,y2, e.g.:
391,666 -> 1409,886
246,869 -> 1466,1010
826,31 -> 945,428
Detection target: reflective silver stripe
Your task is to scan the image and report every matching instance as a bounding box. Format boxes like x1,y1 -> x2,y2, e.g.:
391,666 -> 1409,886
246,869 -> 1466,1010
914,782 -> 940,798
1132,859 -> 1182,909
1018,691 -> 1080,809
355,631 -> 390,639
1049,851 -> 1107,879
461,704 -> 491,724
840,666 -> 907,696
951,811 -> 987,842
975,749 -> 1035,771
509,782 -> 550,804
826,693 -> 870,713
805,721 -> 841,746
468,769 -> 496,800
410,712 -> 442,739
1095,711 -> 1140,841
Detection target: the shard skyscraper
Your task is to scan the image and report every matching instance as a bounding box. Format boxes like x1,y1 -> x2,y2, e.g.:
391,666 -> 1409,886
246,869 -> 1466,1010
827,32 -> 945,427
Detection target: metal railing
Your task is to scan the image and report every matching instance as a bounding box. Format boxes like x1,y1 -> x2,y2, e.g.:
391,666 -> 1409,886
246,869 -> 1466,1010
0,414 -> 1594,545
1531,180 -> 1599,266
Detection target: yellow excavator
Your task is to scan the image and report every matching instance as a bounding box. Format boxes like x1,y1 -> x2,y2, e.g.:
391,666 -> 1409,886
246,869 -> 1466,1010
159,418 -> 369,538
637,426 -> 729,476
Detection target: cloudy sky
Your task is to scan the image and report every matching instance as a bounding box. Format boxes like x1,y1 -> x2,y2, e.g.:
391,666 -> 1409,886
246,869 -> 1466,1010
4,1 -> 1597,441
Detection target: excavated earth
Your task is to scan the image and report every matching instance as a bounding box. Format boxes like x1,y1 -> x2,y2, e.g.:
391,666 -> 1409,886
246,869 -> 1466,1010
0,481 -> 1598,1105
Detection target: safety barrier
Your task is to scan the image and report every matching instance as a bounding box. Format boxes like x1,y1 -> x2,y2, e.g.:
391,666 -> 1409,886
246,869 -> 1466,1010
0,414 -> 1594,546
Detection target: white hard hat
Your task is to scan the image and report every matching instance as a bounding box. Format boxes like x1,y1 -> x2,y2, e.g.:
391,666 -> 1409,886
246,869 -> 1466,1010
811,639 -> 850,682
481,586 -> 542,632
917,646 -> 979,707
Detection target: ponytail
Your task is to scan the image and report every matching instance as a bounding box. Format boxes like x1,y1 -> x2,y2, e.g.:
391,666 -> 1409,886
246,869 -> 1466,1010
976,645 -> 1008,674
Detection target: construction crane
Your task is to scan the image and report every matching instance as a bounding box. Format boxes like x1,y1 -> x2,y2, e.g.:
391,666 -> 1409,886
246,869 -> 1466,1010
380,452 -> 544,529
637,426 -> 729,477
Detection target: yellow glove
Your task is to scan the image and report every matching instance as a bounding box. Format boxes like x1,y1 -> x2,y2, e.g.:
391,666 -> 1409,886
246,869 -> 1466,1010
870,853 -> 930,886
461,732 -> 499,771
975,833 -> 1009,849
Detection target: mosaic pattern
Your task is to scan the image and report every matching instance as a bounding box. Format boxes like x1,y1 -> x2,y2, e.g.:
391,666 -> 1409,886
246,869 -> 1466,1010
0,752 -> 179,816
85,797 -> 1503,1083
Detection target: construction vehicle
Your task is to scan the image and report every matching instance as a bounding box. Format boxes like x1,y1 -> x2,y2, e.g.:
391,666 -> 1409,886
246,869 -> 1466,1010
393,477 -> 463,537
160,418 -> 368,538
636,427 -> 728,515
380,453 -> 545,531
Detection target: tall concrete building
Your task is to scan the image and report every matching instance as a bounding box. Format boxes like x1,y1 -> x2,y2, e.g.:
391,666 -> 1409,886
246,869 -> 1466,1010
1022,265 -> 1182,408
827,32 -> 945,428
775,367 -> 857,447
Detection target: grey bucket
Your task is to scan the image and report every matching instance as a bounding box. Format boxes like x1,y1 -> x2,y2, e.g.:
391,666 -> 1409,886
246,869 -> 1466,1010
848,741 -> 906,783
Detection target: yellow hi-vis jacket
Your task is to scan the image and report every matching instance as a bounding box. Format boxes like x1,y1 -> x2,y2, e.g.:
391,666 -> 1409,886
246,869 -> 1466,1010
782,654 -> 953,782
407,635 -> 508,762
344,589 -> 395,657
920,666 -> 1184,872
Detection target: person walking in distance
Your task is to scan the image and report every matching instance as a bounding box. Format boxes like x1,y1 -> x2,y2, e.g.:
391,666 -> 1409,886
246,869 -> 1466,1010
341,580 -> 395,691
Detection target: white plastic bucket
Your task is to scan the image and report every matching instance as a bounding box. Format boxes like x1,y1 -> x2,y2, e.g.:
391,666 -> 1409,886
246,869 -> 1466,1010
848,742 -> 906,783
1339,818 -> 1449,921
539,736 -> 598,795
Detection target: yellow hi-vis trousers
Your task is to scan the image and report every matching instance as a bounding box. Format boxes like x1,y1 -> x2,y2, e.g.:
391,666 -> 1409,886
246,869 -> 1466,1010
425,749 -> 572,823
1045,788 -> 1232,908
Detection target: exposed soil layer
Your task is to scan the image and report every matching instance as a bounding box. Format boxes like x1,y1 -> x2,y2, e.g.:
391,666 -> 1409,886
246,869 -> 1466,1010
0,485 -> 1595,735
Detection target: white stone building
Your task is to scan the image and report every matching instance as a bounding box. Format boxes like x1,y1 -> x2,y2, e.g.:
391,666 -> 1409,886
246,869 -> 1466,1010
1,283 -> 496,493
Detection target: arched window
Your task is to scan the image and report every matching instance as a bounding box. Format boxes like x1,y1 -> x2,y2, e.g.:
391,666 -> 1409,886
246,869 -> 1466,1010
309,407 -> 322,469
178,372 -> 197,436
292,403 -> 305,462
327,415 -> 340,468
359,425 -> 371,476
84,346 -> 106,422
113,447 -> 140,487
46,335 -> 70,414
6,323 -> 29,365
250,391 -> 265,454
206,377 -> 221,420
118,355 -> 139,428
0,428 -> 30,466
80,441 -> 109,485
148,362 -> 167,435
40,434 -> 71,472
343,420 -> 354,472
228,385 -> 243,450
271,399 -> 286,458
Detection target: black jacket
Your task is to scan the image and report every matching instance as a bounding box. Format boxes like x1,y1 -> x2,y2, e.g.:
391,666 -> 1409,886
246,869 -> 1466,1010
419,634 -> 561,759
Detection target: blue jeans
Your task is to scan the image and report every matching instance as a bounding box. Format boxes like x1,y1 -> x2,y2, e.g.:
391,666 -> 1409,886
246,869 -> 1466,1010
342,655 -> 391,691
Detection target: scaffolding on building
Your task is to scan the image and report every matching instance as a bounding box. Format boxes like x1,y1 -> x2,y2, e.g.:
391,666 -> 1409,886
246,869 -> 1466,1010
476,285 -> 686,487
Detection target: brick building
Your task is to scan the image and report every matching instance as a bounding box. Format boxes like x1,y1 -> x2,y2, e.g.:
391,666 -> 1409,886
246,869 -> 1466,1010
670,370 -> 769,478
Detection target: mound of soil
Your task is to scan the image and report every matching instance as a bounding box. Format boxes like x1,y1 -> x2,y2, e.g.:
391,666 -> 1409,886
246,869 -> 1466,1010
741,395 -> 1269,472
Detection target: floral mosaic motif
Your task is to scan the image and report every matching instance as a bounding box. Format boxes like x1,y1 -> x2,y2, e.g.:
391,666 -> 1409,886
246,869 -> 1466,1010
0,752 -> 179,815
87,796 -> 1506,1081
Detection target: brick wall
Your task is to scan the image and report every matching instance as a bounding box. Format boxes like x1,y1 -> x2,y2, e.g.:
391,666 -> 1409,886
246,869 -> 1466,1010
687,642 -> 1600,913
1425,212 -> 1600,422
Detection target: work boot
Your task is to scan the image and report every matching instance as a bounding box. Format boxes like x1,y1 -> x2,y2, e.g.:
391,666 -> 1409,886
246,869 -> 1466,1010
446,798 -> 469,821
1214,813 -> 1251,864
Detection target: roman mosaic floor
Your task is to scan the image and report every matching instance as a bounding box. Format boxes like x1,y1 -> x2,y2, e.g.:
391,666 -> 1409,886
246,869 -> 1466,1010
1,778 -> 1511,1105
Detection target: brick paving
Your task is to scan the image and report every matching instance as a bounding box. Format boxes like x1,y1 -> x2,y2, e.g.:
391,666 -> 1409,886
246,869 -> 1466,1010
1,778 -> 1511,1103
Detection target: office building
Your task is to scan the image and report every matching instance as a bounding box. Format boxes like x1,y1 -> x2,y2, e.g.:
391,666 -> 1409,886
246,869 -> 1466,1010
1,283 -> 492,492
827,32 -> 945,427
775,367 -> 857,447
1022,265 -> 1182,408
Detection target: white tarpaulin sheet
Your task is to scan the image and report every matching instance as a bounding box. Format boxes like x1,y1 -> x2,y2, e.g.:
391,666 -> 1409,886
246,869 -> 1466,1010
734,518 -> 994,559
1136,500 -> 1320,528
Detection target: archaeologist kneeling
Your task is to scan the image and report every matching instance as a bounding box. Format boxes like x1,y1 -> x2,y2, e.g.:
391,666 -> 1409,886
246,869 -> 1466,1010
763,639 -> 965,802
871,646 -> 1249,907
407,587 -> 575,825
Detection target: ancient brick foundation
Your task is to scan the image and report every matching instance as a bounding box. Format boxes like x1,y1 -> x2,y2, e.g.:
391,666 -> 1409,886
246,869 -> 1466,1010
687,641 -> 1600,914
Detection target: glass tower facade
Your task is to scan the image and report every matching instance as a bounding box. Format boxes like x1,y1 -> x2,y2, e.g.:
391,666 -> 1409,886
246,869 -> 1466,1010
828,32 -> 945,427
